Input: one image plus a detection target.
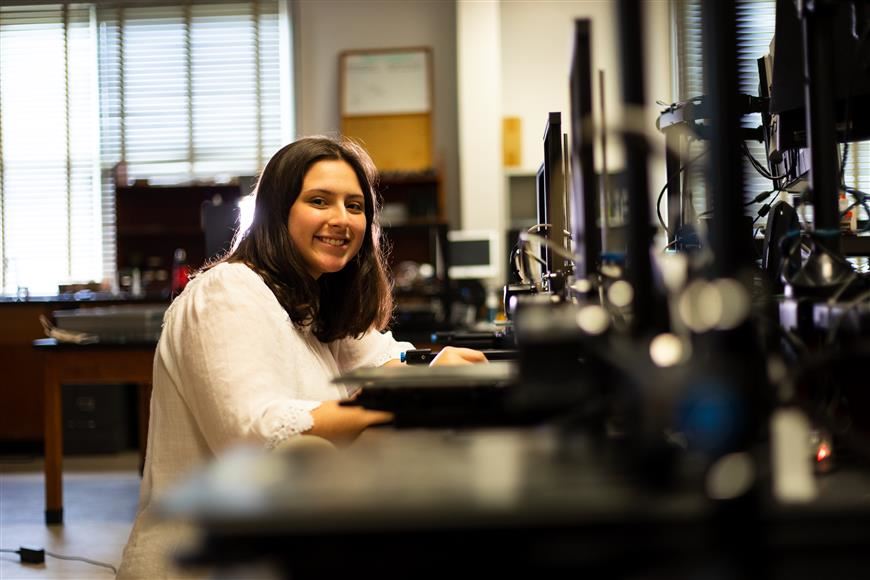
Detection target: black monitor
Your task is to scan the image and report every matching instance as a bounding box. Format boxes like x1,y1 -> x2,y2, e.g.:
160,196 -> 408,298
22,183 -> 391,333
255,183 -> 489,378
770,0 -> 870,149
537,112 -> 567,278
201,196 -> 240,259
535,162 -> 548,269
767,0 -> 868,270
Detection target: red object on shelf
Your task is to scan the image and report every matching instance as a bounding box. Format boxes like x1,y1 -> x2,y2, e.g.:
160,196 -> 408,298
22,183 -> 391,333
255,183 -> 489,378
171,248 -> 190,297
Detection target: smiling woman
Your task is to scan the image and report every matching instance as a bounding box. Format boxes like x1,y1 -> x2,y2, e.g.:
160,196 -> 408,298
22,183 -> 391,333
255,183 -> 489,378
116,136 -> 485,579
225,136 -> 393,341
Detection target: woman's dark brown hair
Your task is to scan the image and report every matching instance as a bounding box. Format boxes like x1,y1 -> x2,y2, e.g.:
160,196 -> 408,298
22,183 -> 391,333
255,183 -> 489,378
204,136 -> 393,342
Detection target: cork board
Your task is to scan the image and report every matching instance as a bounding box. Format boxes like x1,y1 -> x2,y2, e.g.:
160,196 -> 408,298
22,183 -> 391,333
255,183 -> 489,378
340,48 -> 433,171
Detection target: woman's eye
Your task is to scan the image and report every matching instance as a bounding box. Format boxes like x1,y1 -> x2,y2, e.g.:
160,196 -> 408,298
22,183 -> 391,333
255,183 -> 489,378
347,202 -> 364,212
310,198 -> 327,207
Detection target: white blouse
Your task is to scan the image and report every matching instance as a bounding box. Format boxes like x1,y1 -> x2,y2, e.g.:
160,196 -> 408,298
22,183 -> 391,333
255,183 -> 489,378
118,262 -> 413,578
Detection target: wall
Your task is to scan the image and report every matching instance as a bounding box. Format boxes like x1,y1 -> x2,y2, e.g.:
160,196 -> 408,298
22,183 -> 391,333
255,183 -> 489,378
457,0 -> 504,238
295,0 -> 674,260
294,0 -> 461,226
457,0 -> 674,276
500,0 -> 672,177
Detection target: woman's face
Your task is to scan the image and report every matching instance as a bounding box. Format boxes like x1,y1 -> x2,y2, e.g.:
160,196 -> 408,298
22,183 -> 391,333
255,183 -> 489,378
288,159 -> 367,279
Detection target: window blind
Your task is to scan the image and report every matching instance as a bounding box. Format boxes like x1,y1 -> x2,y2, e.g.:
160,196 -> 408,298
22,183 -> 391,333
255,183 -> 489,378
673,0 -> 776,226
97,0 -> 287,284
0,4 -> 101,295
0,0 -> 291,296
673,0 -> 868,231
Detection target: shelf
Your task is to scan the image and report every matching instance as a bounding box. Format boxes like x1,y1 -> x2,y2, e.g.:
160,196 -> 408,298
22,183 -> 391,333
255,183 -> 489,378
380,171 -> 439,185
842,234 -> 870,256
504,168 -> 538,177
383,220 -> 448,229
115,183 -> 243,281
119,227 -> 203,236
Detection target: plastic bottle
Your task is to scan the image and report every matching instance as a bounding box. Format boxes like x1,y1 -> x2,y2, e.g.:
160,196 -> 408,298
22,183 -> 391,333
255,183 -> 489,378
171,248 -> 190,297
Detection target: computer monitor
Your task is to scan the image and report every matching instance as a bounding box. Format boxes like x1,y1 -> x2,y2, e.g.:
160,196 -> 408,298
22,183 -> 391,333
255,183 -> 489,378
537,112 -> 568,276
535,163 -> 548,267
201,195 -> 240,259
769,0 -> 870,148
447,230 -> 500,281
767,0 -> 868,262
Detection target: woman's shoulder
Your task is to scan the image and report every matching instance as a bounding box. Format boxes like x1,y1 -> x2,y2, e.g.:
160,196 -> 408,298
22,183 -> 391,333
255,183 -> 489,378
199,260 -> 258,282
185,261 -> 265,294
166,261 -> 271,317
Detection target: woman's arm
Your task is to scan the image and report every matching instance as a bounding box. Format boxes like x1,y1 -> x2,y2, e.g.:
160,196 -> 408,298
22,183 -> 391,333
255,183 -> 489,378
428,346 -> 488,366
306,401 -> 393,444
167,265 -> 341,452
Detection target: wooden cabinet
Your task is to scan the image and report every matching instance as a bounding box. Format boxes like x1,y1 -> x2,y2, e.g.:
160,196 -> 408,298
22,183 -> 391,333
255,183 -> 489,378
0,303 -> 52,443
377,172 -> 452,341
378,171 -> 442,223
116,184 -> 242,298
0,300 -> 163,446
378,171 -> 446,266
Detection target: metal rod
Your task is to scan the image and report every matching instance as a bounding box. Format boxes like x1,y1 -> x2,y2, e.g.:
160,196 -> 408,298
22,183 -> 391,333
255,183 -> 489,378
800,0 -> 842,253
599,68 -> 608,252
618,0 -> 656,335
703,0 -> 745,277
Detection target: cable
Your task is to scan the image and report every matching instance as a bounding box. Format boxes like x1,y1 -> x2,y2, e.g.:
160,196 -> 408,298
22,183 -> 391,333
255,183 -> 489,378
700,189 -> 778,218
45,551 -> 117,574
655,147 -> 710,236
518,230 -> 582,263
844,188 -> 870,231
662,239 -> 679,252
740,141 -> 789,181
840,142 -> 849,186
1,547 -> 117,575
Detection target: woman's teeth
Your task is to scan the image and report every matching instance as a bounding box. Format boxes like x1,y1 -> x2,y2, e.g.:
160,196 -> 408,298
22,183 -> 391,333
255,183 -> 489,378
318,237 -> 347,247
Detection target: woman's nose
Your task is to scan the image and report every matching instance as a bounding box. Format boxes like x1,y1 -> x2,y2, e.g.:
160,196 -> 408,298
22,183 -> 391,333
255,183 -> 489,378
326,205 -> 349,226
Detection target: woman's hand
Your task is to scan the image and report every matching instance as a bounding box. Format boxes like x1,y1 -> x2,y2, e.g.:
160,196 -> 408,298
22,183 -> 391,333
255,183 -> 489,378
305,400 -> 393,445
428,346 -> 488,366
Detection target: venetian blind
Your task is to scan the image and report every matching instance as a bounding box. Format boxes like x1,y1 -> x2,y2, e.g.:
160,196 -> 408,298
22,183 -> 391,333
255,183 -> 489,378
674,0 -> 868,228
96,0 -> 288,283
0,4 -> 101,295
673,0 -> 777,225
0,0 -> 291,295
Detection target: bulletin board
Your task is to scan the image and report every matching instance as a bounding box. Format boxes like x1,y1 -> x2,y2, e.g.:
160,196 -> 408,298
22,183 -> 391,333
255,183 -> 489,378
340,47 -> 433,172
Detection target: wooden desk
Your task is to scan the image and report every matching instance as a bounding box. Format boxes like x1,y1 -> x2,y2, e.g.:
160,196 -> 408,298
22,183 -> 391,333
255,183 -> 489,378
33,338 -> 155,525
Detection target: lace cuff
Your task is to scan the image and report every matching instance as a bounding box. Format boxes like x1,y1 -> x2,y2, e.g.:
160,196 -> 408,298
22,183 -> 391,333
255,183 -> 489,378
266,401 -> 321,450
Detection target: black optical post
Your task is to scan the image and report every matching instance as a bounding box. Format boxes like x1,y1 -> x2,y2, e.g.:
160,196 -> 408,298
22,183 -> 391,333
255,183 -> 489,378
799,0 -> 842,256
703,0 -> 746,277
569,19 -> 600,282
618,0 -> 656,336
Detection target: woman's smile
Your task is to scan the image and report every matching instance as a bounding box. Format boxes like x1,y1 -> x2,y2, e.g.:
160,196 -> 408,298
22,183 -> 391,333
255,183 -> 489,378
315,235 -> 350,247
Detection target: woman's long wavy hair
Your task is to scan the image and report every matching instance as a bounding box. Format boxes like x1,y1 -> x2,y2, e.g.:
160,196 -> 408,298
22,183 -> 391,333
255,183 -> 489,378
202,136 -> 393,342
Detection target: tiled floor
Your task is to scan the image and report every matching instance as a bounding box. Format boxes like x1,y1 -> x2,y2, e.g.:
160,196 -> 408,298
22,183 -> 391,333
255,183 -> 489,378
0,452 -> 140,579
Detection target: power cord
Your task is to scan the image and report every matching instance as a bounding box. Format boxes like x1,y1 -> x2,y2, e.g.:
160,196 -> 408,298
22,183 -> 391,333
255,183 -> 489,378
655,147 -> 709,236
740,141 -> 790,182
843,188 -> 870,232
699,189 -> 779,219
0,547 -> 117,575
